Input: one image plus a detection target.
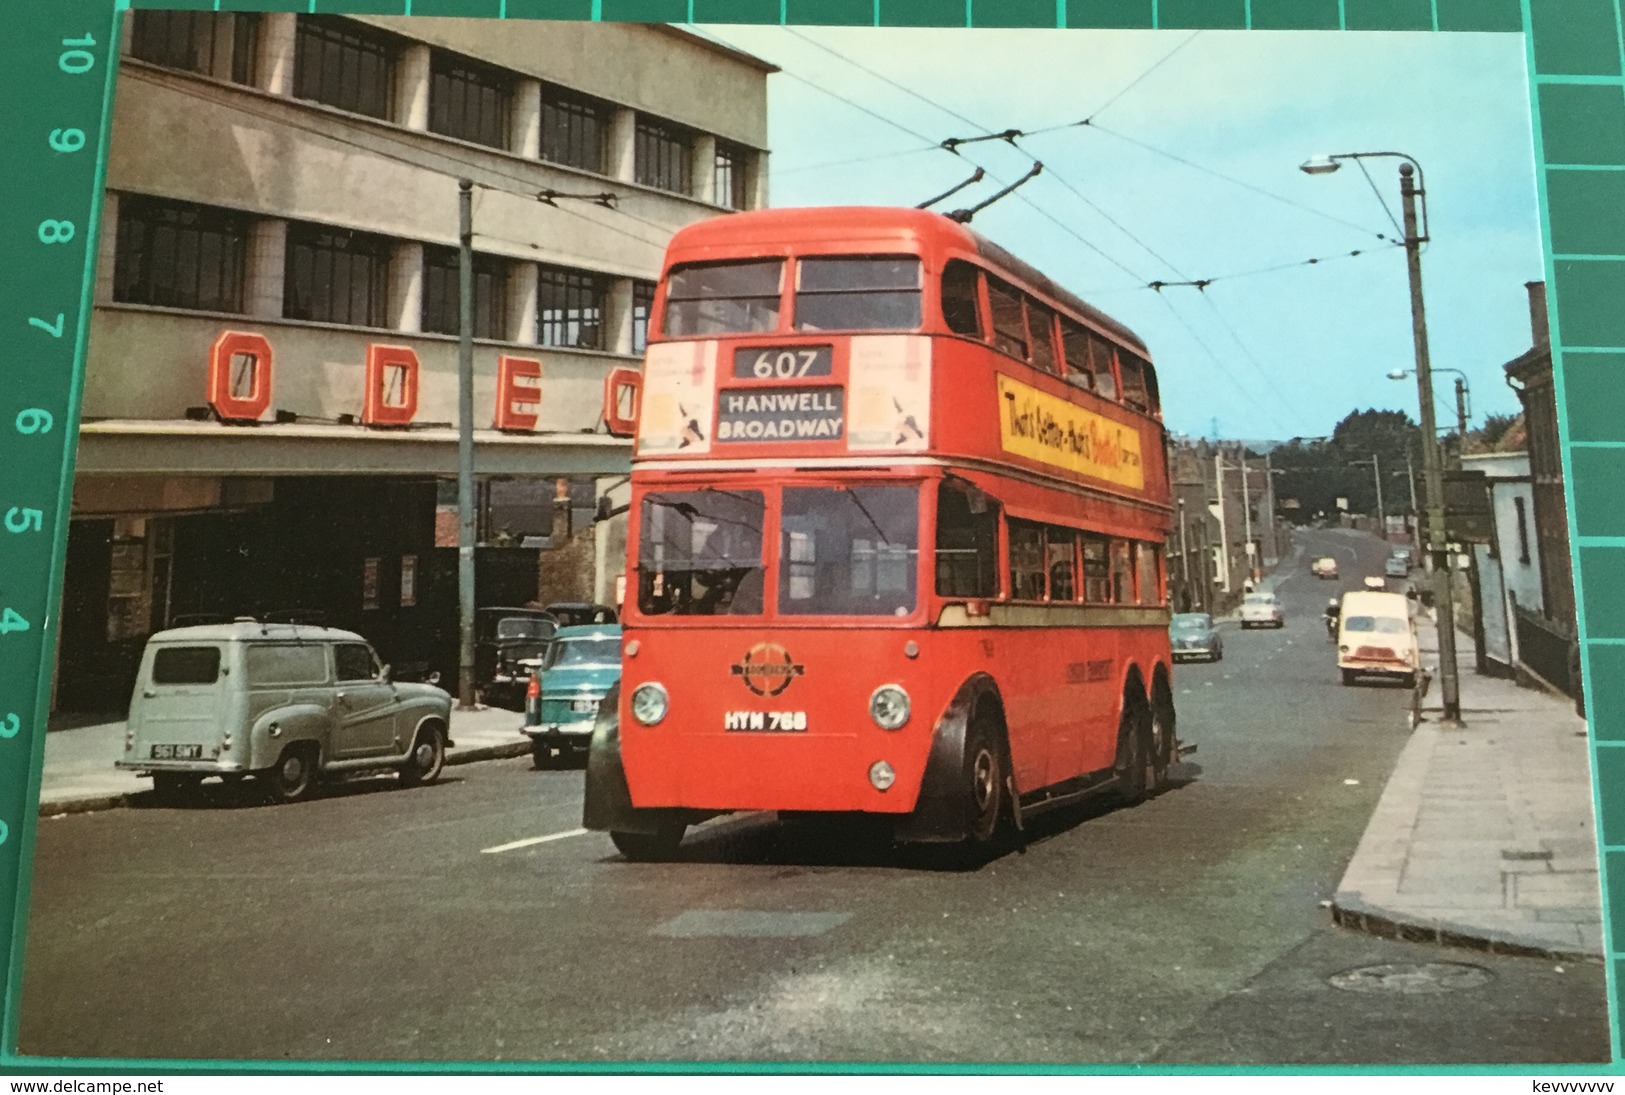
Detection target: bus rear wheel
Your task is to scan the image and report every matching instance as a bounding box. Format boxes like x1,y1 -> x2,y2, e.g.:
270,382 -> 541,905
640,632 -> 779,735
1112,698 -> 1150,806
610,823 -> 686,862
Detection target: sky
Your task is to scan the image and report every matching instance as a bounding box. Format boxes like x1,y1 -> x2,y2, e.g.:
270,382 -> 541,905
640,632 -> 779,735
691,25 -> 1544,444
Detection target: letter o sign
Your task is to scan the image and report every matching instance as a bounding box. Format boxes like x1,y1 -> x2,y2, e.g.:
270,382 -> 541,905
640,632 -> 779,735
207,331 -> 273,423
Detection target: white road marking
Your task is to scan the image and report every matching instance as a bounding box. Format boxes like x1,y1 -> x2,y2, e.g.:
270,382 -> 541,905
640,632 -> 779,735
482,827 -> 589,854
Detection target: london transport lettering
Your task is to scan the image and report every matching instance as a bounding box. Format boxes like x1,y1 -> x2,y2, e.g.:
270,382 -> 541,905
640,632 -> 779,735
996,374 -> 1145,489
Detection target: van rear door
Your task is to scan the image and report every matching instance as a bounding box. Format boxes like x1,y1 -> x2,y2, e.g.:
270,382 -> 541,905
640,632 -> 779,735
134,644 -> 226,762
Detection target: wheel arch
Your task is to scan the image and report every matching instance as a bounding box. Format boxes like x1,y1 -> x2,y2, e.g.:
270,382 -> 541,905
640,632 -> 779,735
894,672 -> 1006,844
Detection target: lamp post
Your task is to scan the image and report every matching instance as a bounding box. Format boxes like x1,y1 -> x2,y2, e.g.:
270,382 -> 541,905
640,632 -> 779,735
1302,151 -> 1462,725
1388,367 -> 1471,447
1350,454 -> 1385,539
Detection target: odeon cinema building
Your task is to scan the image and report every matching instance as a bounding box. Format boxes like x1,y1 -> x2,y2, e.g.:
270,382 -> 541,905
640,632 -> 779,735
54,11 -> 773,711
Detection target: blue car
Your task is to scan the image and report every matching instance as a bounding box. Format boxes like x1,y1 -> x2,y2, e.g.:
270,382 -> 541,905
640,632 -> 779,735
1169,613 -> 1222,662
522,624 -> 622,769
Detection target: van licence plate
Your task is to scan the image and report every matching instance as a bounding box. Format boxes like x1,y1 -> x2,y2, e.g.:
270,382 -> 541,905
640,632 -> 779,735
152,744 -> 202,760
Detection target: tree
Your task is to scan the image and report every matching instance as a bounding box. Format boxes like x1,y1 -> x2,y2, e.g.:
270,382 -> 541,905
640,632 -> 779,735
1270,408 -> 1421,522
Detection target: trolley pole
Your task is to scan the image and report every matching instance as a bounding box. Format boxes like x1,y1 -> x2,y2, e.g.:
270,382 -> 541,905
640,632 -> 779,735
457,180 -> 477,709
1212,452 -> 1231,593
1238,448 -> 1255,581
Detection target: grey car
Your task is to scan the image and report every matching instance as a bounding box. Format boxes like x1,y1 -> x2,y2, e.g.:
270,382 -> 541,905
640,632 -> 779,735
118,621 -> 453,804
1170,612 -> 1223,662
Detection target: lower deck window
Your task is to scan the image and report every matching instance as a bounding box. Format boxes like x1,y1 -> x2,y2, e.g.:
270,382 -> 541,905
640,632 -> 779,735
779,486 -> 918,616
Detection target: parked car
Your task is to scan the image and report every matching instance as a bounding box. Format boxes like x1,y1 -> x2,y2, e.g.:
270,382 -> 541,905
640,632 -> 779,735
1239,592 -> 1285,629
522,624 -> 623,768
1311,556 -> 1339,579
478,607 -> 559,710
1336,590 -> 1419,686
118,621 -> 453,804
1169,613 -> 1222,662
1384,554 -> 1410,578
543,602 -> 618,627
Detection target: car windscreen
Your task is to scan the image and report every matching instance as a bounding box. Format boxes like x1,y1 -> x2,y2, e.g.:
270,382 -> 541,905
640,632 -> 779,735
779,485 -> 919,617
544,636 -> 621,670
1170,615 -> 1211,629
1243,594 -> 1273,604
793,256 -> 922,332
661,260 -> 783,336
638,489 -> 766,616
151,646 -> 221,685
1342,616 -> 1408,635
497,618 -> 555,641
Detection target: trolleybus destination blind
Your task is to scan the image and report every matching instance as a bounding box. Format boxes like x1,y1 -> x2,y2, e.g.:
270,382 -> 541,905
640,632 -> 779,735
2,0 -> 1625,1074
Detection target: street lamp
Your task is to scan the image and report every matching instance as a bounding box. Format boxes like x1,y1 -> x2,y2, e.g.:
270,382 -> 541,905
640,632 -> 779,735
1387,367 -> 1470,442
1301,150 -> 1462,726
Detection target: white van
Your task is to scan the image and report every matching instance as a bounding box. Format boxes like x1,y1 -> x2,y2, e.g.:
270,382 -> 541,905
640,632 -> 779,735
117,621 -> 453,803
1336,590 -> 1418,686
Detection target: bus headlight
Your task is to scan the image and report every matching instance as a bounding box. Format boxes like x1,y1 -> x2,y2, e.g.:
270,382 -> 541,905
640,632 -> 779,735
869,685 -> 910,730
630,683 -> 669,726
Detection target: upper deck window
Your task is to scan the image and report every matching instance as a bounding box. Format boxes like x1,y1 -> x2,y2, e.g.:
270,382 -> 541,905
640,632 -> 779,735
793,256 -> 922,332
637,489 -> 766,616
987,277 -> 1028,360
1119,351 -> 1161,416
1027,299 -> 1060,374
779,486 -> 918,617
941,261 -> 982,337
662,259 -> 783,337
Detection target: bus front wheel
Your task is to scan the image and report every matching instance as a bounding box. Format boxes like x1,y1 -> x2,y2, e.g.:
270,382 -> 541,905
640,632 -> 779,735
963,715 -> 1005,847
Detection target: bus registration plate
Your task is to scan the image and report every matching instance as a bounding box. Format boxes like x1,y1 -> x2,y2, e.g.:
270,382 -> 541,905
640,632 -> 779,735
723,711 -> 808,732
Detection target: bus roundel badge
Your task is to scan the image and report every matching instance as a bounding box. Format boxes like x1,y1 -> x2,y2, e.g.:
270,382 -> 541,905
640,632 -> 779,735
731,642 -> 805,697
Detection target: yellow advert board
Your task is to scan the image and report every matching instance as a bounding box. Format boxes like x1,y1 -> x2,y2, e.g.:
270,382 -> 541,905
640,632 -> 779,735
996,373 -> 1145,490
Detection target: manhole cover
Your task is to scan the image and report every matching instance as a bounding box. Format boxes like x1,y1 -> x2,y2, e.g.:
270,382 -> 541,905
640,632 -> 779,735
1327,962 -> 1493,995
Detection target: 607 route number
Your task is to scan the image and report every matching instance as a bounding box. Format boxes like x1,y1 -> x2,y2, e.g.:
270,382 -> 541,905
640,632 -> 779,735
732,345 -> 832,380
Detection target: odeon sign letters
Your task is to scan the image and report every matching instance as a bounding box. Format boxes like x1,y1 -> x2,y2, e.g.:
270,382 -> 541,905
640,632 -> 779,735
205,330 -> 642,436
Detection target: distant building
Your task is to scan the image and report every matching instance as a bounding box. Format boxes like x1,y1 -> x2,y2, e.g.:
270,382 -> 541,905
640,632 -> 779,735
1461,448 -> 1539,677
1501,280 -> 1580,703
1165,436 -> 1272,614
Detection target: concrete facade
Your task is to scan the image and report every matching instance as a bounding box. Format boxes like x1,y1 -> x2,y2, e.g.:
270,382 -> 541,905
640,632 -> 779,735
58,12 -> 774,710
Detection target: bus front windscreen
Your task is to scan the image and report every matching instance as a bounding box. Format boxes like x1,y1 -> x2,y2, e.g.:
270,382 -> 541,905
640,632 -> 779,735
637,489 -> 767,616
779,485 -> 919,616
662,260 -> 783,336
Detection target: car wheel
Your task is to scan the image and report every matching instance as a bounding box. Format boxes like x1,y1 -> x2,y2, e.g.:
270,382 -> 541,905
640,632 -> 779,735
151,772 -> 199,805
610,824 -> 686,861
530,738 -> 554,770
264,745 -> 316,804
399,723 -> 447,788
1341,669 -> 1358,686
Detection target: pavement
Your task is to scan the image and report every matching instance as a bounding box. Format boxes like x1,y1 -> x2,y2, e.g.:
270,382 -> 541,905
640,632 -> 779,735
35,703 -> 533,816
1331,607 -> 1604,959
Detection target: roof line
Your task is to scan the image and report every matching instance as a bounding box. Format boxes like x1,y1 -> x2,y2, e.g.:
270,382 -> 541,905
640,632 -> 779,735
653,25 -> 781,75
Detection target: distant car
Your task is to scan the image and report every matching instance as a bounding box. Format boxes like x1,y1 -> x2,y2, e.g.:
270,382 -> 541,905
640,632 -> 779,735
1362,575 -> 1387,591
1384,555 -> 1409,578
1312,556 -> 1339,579
118,621 -> 452,804
1169,613 -> 1222,662
1337,590 -> 1419,686
522,624 -> 622,768
1239,591 -> 1285,629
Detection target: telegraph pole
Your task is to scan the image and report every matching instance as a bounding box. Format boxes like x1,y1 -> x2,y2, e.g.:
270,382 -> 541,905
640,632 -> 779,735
457,180 -> 477,709
1399,161 -> 1462,725
1212,452 -> 1231,593
1238,448 -> 1255,581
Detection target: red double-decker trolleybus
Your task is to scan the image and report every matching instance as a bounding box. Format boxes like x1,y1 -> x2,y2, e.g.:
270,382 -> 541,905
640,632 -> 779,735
585,206 -> 1179,861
